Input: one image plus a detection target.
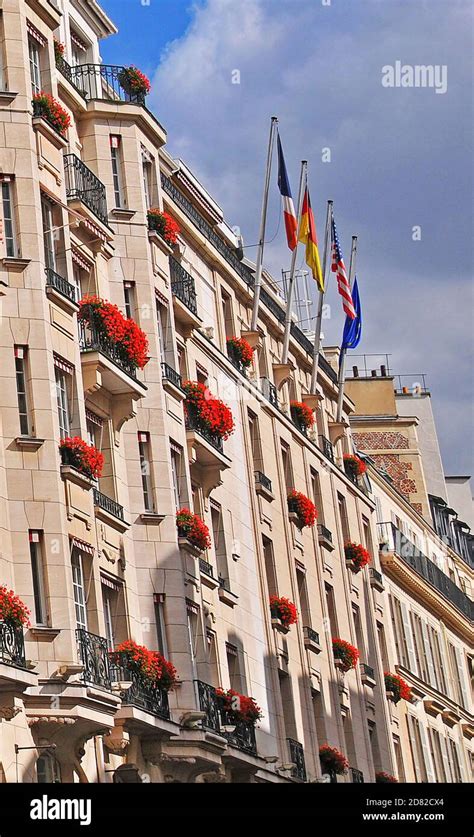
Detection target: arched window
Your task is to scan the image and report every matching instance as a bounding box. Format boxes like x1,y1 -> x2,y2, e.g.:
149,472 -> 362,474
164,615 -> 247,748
36,753 -> 61,784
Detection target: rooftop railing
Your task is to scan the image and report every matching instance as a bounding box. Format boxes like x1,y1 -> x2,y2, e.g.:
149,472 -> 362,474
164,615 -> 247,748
64,63 -> 148,105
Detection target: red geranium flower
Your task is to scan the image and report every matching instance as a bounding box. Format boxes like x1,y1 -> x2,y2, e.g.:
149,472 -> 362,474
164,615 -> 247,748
384,672 -> 412,703
343,453 -> 367,478
110,639 -> 177,691
78,295 -> 149,370
344,541 -> 371,572
0,585 -> 30,627
287,489 -> 318,528
290,400 -> 314,429
332,638 -> 360,672
319,744 -> 349,775
226,336 -> 254,368
117,66 -> 151,95
33,91 -> 71,135
215,687 -> 263,725
376,771 -> 398,783
147,209 -> 181,245
59,436 -> 104,479
269,595 -> 298,627
183,381 -> 234,440
176,508 -> 211,551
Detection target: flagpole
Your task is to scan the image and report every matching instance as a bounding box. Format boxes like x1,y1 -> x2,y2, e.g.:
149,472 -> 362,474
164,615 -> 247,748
281,160 -> 307,364
250,116 -> 278,332
310,199 -> 333,393
336,235 -> 358,422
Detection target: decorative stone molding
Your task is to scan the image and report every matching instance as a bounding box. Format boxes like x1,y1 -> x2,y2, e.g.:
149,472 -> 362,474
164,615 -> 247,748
272,362 -> 294,391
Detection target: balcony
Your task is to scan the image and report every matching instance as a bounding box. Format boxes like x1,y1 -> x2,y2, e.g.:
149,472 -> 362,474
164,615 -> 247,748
260,377 -> 279,409
161,361 -> 185,399
76,628 -> 112,690
93,488 -> 128,534
45,267 -> 78,311
64,153 -> 109,227
0,621 -> 26,668
169,257 -> 200,335
287,738 -> 307,782
369,567 -> 385,592
303,626 -> 321,654
319,435 -> 335,464
218,576 -> 238,607
59,63 -> 148,106
379,523 -> 474,628
350,767 -> 364,783
185,410 -> 230,496
199,557 -> 219,590
360,663 -> 376,687
317,523 -> 334,552
195,680 -> 257,756
254,470 -> 274,501
111,654 -> 170,720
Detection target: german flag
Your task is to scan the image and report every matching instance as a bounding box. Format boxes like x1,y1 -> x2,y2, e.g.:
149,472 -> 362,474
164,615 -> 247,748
298,187 -> 323,291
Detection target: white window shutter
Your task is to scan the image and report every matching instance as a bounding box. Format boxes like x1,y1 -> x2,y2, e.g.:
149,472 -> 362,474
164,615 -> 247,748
401,602 -> 418,675
421,620 -> 436,688
406,714 -> 422,781
454,646 -> 470,710
439,733 -> 452,783
418,722 -> 436,783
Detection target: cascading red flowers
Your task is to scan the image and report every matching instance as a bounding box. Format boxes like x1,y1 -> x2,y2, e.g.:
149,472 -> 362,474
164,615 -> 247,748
343,453 -> 367,478
0,585 -> 30,627
110,640 -> 177,691
33,91 -> 71,135
78,295 -> 149,370
290,401 -> 314,430
384,672 -> 412,703
226,336 -> 254,368
59,436 -> 104,479
183,381 -> 234,440
332,638 -> 360,672
376,771 -> 398,783
117,66 -> 151,96
147,209 -> 181,245
215,688 -> 263,726
287,489 -> 318,528
176,508 -> 211,551
269,595 -> 298,627
344,541 -> 371,572
53,39 -> 65,62
319,744 -> 349,775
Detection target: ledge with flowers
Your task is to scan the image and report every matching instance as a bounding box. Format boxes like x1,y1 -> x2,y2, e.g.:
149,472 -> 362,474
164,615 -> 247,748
59,437 -> 103,489
290,400 -> 314,435
287,490 -> 317,530
110,639 -> 177,719
344,541 -> 372,574
32,91 -> 71,147
226,336 -> 254,375
384,672 -> 412,704
215,687 -> 261,754
147,208 -> 181,251
183,381 -> 234,464
319,744 -> 349,779
0,585 -> 30,668
332,638 -> 360,673
270,595 -> 298,634
343,453 -> 367,485
176,508 -> 211,558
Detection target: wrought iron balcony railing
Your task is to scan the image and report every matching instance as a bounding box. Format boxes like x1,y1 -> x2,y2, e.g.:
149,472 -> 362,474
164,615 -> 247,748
79,321 -> 138,380
169,257 -> 198,316
161,362 -> 183,390
218,576 -> 231,592
319,435 -> 335,463
350,767 -> 364,783
60,63 -> 148,106
369,567 -> 384,586
287,738 -> 307,781
76,627 -> 112,690
221,709 -> 257,755
303,626 -> 320,646
185,409 -> 224,454
0,621 -> 26,668
360,663 -> 375,680
254,470 -> 272,493
199,558 -> 214,578
93,488 -> 125,522
45,267 -> 77,304
111,654 -> 170,719
195,679 -> 221,734
194,680 -> 257,755
64,153 -> 108,225
259,376 -> 278,409
227,344 -> 247,376
380,523 -> 474,621
317,523 -> 333,543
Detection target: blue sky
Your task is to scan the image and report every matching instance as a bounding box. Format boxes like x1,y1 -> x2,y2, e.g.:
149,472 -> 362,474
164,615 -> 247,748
100,0 -> 473,478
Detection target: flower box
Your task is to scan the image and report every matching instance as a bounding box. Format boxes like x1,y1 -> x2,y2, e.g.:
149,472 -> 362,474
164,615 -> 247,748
290,400 -> 314,432
215,687 -> 262,726
332,638 -> 359,672
344,542 -> 371,573
59,437 -> 104,480
376,771 -> 398,783
287,490 -> 317,529
183,381 -> 234,441
226,336 -> 254,372
79,295 -> 149,371
32,92 -> 71,136
147,209 -> 180,246
117,66 -> 151,99
271,617 -> 290,635
319,744 -> 348,776
343,454 -> 367,481
270,596 -> 298,630
0,586 -> 30,628
384,672 -> 412,704
110,640 -> 177,692
176,508 -> 211,552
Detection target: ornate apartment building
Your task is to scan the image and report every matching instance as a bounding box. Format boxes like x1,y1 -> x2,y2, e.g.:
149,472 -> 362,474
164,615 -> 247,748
0,0 -> 471,785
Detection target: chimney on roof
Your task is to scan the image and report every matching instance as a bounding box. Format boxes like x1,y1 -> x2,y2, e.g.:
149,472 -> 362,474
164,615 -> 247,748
371,369 -> 377,377
352,366 -> 359,378
381,365 -> 387,377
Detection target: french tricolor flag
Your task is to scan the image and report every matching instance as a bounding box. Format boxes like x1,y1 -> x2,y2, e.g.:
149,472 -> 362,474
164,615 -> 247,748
277,133 -> 298,251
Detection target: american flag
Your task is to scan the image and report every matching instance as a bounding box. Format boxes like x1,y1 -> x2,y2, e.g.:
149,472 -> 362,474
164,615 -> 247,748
331,214 -> 356,320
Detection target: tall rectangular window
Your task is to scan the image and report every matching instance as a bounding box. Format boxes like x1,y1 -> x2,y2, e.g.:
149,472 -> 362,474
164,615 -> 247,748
170,443 -> 182,509
123,281 -> 135,319
2,179 -> 17,257
28,37 -> 41,94
102,584 -> 115,650
41,196 -> 56,270
154,595 -> 168,657
296,567 -> 311,627
110,136 -> 124,207
71,549 -> 87,630
325,583 -> 338,636
29,531 -> 46,625
263,536 -> 278,597
248,410 -> 264,473
55,368 -> 70,437
156,301 -> 168,364
311,470 -> 324,523
281,442 -> 294,493
15,346 -> 30,436
211,501 -> 229,581
337,493 -> 350,542
138,432 -> 154,511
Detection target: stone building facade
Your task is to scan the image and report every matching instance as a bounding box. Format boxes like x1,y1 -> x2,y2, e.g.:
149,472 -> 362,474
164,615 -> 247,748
0,0 -> 471,785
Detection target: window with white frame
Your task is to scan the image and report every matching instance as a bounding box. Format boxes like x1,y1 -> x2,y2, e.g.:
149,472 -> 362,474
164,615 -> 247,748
71,549 -> 87,630
170,442 -> 183,510
141,147 -> 154,208
14,346 -> 31,436
101,582 -> 116,650
123,281 -> 135,319
55,366 -> 71,437
29,531 -> 47,626
36,753 -> 61,784
110,136 -> 124,207
2,178 -> 17,257
41,196 -> 56,271
138,431 -> 154,511
154,594 -> 168,657
28,36 -> 41,94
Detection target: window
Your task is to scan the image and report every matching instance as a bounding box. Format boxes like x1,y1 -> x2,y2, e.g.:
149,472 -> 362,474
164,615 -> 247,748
156,300 -> 169,364
138,432 -> 154,511
36,754 -> 61,784
430,627 -> 448,694
226,642 -> 240,691
102,584 -> 116,650
154,595 -> 168,657
406,715 -> 428,782
41,196 -> 56,270
2,179 -> 17,257
141,149 -> 154,208
280,442 -> 294,494
389,595 -> 409,669
248,410 -> 264,473
29,532 -> 47,625
311,470 -> 324,523
14,346 -> 30,436
296,567 -> 311,627
28,37 -> 41,94
71,549 -> 87,630
352,605 -> 366,662
263,536 -> 278,597
325,583 -> 338,636
55,367 -> 70,437
220,289 -> 234,343
337,493 -> 350,542
447,737 -> 462,782
170,443 -> 183,510
110,136 -> 124,207
211,501 -> 229,582
186,599 -> 199,668
393,736 -> 406,782
123,282 -> 135,319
